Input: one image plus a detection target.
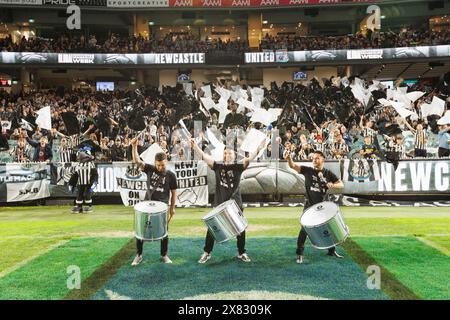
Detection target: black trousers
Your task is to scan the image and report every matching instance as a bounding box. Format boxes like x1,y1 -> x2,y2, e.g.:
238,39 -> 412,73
75,185 -> 92,207
438,147 -> 450,158
297,207 -> 335,256
136,236 -> 169,257
414,148 -> 427,157
203,229 -> 246,255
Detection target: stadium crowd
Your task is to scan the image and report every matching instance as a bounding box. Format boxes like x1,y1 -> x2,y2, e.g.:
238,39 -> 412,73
260,28 -> 450,51
0,76 -> 449,164
1,27 -> 449,54
0,33 -> 250,54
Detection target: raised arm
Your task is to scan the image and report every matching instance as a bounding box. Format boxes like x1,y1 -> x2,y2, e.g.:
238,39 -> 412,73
284,151 -> 301,173
190,138 -> 215,169
243,140 -> 266,169
81,124 -> 95,138
130,137 -> 145,171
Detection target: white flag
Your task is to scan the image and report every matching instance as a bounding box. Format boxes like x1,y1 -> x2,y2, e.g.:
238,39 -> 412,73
35,106 -> 52,130
140,143 -> 165,165
240,129 -> 267,153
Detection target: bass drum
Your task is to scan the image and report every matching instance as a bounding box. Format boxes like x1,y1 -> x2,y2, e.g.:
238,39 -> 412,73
300,201 -> 349,249
202,199 -> 248,243
134,201 -> 168,241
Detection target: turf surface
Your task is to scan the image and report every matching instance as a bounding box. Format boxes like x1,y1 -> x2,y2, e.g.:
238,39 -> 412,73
353,236 -> 450,300
92,238 -> 388,300
0,237 -> 129,300
0,205 -> 449,300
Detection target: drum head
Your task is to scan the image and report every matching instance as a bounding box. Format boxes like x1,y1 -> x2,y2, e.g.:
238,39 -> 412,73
301,202 -> 340,227
134,201 -> 168,214
203,200 -> 236,220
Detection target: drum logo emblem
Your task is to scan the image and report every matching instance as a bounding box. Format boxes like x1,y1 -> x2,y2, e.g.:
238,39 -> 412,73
323,230 -> 330,237
317,205 -> 324,210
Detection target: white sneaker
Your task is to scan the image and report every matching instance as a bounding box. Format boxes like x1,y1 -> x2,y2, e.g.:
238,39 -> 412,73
296,255 -> 304,264
198,252 -> 211,264
131,254 -> 142,266
161,255 -> 172,264
237,253 -> 251,262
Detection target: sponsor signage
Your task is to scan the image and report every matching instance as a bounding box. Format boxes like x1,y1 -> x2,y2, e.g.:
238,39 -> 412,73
245,45 -> 450,64
0,52 -> 206,65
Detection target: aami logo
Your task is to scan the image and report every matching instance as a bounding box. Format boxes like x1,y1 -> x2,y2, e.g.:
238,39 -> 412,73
316,205 -> 324,210
202,0 -> 221,6
19,188 -> 39,196
260,0 -> 279,6
288,0 -> 309,4
323,230 -> 330,237
172,0 -> 193,6
231,0 -> 250,6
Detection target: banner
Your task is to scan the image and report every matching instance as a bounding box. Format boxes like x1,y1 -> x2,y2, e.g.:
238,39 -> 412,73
107,0 -> 168,7
245,45 -> 450,64
6,179 -> 50,202
0,52 -> 205,65
168,161 -> 208,206
116,163 -> 148,206
0,163 -> 50,202
168,0 -> 376,8
0,0 -> 42,4
113,161 -> 208,206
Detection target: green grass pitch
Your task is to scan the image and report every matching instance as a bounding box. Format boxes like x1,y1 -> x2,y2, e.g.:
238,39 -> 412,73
0,205 -> 448,300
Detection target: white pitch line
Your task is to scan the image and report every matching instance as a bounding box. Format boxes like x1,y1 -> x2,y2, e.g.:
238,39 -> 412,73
0,239 -> 69,278
415,237 -> 450,256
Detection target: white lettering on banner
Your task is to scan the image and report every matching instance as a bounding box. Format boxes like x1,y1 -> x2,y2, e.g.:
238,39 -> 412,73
347,50 -> 383,60
368,200 -> 390,207
96,166 -> 125,193
289,0 -> 309,4
43,0 -> 75,4
435,162 -> 449,192
58,54 -> 95,64
154,53 -> 204,64
245,52 -> 275,63
378,162 -> 392,192
341,196 -> 361,206
172,0 -> 192,6
170,161 -> 208,206
202,0 -> 221,6
231,0 -> 250,6
395,162 -> 407,192
410,162 -> 432,191
106,0 -> 169,7
260,0 -> 279,5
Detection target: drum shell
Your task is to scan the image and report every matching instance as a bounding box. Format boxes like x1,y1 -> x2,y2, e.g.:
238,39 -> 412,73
203,200 -> 248,243
134,202 -> 168,241
300,202 -> 349,249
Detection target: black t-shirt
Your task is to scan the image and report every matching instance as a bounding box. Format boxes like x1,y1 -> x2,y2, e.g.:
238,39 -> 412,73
299,166 -> 339,210
143,164 -> 177,204
213,162 -> 245,210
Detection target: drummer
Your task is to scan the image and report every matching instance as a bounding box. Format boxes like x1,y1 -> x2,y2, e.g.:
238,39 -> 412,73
130,137 -> 177,266
285,150 -> 344,264
190,138 -> 264,263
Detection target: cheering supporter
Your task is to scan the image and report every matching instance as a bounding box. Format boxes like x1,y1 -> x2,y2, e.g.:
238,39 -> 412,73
260,29 -> 450,51
1,28 -> 449,54
0,75 -> 448,164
